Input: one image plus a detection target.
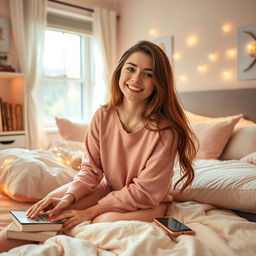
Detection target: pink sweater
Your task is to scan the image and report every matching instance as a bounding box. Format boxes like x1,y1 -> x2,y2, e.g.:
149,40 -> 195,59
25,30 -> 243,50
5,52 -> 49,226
66,107 -> 178,214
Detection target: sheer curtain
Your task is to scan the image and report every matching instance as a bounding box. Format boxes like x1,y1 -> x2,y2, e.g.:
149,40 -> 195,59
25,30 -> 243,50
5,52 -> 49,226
9,0 -> 47,149
92,7 -> 117,114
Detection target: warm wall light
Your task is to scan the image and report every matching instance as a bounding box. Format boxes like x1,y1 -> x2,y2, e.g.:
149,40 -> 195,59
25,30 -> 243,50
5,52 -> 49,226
149,29 -> 159,38
173,52 -> 181,60
222,23 -> 233,33
222,70 -> 233,80
226,48 -> 237,58
187,35 -> 198,47
247,42 -> 256,57
208,52 -> 218,62
197,64 -> 208,73
179,75 -> 188,82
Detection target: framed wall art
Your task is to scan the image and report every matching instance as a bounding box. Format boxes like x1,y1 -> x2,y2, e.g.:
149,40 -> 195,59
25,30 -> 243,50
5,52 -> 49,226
152,36 -> 173,65
0,17 -> 10,53
237,24 -> 256,80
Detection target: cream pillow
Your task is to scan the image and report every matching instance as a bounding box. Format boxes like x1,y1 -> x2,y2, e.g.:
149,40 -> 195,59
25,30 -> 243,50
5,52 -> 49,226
240,152 -> 256,165
55,117 -> 88,142
184,111 -> 256,160
173,159 -> 256,213
190,115 -> 242,159
221,126 -> 256,160
0,148 -> 76,202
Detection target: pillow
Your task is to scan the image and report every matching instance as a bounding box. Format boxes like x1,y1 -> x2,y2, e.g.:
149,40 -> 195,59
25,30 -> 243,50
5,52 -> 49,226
184,111 -> 256,159
221,126 -> 256,160
55,117 -> 88,142
190,115 -> 242,159
240,152 -> 256,165
173,159 -> 256,213
0,148 -> 76,202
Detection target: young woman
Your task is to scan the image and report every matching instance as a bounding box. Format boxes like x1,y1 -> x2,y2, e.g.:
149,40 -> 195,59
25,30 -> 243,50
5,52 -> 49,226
0,40 -> 197,252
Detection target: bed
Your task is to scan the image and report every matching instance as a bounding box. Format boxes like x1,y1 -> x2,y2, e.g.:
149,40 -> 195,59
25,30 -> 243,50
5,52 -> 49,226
0,88 -> 256,256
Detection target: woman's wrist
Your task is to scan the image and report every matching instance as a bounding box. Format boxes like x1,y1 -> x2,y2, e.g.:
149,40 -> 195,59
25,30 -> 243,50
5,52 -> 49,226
88,204 -> 100,219
63,193 -> 76,204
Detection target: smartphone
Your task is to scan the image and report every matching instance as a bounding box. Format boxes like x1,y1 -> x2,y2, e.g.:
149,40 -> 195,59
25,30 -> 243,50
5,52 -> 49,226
154,217 -> 194,236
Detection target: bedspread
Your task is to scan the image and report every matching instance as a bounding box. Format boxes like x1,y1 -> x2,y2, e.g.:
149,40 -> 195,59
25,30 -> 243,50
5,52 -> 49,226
2,201 -> 256,256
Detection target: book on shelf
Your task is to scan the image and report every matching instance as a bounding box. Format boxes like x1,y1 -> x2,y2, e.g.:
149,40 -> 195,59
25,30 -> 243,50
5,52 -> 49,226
0,101 -> 23,132
10,211 -> 64,232
0,98 -> 3,132
6,222 -> 58,242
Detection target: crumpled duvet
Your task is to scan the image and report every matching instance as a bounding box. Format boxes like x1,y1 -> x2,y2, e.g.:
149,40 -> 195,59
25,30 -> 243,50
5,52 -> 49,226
2,201 -> 256,256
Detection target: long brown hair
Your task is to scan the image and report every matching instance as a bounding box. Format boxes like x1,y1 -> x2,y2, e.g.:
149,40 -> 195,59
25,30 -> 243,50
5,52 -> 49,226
106,40 -> 197,192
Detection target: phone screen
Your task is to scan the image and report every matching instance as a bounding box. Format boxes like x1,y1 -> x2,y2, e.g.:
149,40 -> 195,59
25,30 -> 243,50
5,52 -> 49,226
155,218 -> 192,232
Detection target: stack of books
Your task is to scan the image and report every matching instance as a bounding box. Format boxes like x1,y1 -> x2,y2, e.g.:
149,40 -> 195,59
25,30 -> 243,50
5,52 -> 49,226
7,211 -> 64,242
0,98 -> 23,132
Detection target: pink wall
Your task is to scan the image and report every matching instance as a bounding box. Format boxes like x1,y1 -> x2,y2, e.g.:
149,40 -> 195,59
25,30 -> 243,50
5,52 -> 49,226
116,0 -> 256,92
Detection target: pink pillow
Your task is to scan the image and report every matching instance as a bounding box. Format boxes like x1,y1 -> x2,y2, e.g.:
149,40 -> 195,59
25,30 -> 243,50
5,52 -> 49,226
191,115 -> 242,159
240,152 -> 256,165
55,117 -> 88,142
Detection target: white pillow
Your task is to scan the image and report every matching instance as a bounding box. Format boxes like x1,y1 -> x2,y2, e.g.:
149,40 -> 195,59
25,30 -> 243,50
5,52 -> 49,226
173,159 -> 256,213
0,148 -> 76,202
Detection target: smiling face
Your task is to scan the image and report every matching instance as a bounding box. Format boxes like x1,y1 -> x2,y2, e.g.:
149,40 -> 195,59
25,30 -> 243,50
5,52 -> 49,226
119,51 -> 155,106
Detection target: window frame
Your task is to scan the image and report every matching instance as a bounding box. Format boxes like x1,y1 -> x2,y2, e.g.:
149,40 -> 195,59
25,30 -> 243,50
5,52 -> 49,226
43,14 -> 93,128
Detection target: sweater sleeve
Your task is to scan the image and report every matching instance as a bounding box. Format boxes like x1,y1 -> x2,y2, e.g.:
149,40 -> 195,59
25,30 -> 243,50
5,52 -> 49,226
98,130 -> 178,213
65,109 -> 103,201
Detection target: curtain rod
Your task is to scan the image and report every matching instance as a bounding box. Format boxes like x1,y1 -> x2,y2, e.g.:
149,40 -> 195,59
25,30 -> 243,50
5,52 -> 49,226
48,0 -> 94,13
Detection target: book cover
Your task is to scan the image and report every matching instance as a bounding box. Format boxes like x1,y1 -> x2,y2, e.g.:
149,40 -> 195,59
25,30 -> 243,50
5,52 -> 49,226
0,98 -> 3,132
6,222 -> 58,242
10,211 -> 64,232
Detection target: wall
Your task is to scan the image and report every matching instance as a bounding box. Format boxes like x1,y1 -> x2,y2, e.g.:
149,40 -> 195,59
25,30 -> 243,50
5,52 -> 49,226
116,0 -> 256,92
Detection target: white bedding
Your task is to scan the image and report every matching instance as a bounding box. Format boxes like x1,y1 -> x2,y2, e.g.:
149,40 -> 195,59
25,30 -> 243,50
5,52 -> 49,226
1,147 -> 256,255
1,198 -> 256,256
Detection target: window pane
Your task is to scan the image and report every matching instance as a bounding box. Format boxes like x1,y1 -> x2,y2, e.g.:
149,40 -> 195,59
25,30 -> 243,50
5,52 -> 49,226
43,80 -> 83,124
44,30 -> 81,78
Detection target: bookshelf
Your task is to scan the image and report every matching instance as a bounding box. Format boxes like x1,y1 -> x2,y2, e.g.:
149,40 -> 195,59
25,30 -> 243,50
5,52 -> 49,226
0,72 -> 27,149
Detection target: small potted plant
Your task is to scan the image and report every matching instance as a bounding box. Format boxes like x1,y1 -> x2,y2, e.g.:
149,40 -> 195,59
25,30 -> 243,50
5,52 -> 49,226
0,55 -> 8,66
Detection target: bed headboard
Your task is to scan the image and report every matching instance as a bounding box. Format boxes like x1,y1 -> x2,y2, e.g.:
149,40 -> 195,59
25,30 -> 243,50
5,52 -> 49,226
178,88 -> 256,122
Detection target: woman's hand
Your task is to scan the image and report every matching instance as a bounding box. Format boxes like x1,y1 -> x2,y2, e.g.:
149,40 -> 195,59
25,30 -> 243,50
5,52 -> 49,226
49,204 -> 100,232
26,193 -> 75,219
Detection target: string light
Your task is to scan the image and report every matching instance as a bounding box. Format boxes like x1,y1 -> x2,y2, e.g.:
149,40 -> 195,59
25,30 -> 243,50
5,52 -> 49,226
149,29 -> 159,38
197,64 -> 208,73
226,48 -> 237,58
187,35 -> 198,47
173,52 -> 181,60
179,75 -> 188,82
208,52 -> 218,62
222,23 -> 233,33
222,70 -> 233,80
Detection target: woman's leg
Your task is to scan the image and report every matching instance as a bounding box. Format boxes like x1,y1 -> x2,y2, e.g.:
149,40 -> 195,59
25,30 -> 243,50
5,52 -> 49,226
93,203 -> 168,223
0,224 -> 37,253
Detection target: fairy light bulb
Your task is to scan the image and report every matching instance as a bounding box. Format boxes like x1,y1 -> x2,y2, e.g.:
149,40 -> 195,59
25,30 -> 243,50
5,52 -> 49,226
208,52 -> 218,62
179,75 -> 188,82
222,70 -> 233,80
197,64 -> 208,73
173,52 -> 181,60
149,29 -> 159,38
226,48 -> 237,58
222,23 -> 233,33
187,35 -> 198,47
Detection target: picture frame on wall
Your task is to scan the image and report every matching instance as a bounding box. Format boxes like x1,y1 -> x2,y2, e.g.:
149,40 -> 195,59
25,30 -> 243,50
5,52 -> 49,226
0,17 -> 10,53
237,24 -> 256,80
152,36 -> 173,65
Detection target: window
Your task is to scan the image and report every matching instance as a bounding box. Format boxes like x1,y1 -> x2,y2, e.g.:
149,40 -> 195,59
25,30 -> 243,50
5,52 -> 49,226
43,10 -> 93,127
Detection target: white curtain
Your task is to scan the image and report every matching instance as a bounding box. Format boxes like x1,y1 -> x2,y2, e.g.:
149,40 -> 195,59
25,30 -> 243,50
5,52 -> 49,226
9,0 -> 47,149
92,7 -> 117,114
